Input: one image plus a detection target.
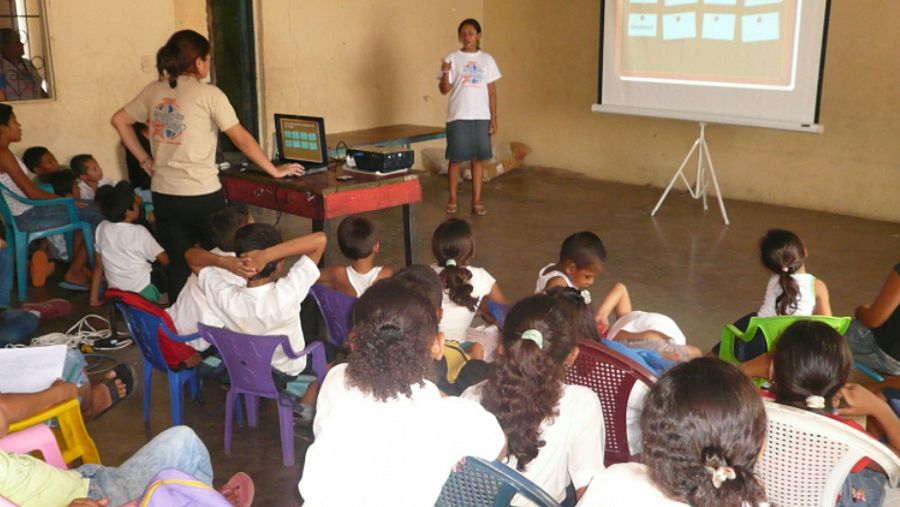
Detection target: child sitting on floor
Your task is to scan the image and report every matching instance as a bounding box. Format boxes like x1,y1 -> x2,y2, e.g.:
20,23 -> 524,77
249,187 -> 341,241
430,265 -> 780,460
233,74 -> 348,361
463,291 -> 605,504
71,153 -> 114,201
317,214 -> 393,297
199,225 -> 326,411
21,145 -> 60,181
90,182 -> 168,305
579,358 -> 769,507
431,217 -> 509,361
44,169 -> 79,199
299,279 -> 505,506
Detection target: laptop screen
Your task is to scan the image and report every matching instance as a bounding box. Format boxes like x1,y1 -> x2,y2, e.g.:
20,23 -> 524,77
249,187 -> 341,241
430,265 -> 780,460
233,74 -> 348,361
274,114 -> 327,166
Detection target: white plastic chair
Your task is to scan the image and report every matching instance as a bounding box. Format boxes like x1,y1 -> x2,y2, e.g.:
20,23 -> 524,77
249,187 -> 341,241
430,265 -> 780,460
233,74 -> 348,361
757,399 -> 900,507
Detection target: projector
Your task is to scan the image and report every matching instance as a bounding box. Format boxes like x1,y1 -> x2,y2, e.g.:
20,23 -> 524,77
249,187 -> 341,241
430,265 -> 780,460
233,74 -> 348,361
348,145 -> 414,173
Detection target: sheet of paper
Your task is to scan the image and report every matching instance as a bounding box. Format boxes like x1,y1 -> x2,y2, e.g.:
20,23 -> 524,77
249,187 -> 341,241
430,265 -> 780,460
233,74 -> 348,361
629,0 -> 659,4
703,0 -> 737,5
702,13 -> 736,40
745,0 -> 782,6
664,0 -> 698,6
628,13 -> 659,37
663,11 -> 697,40
742,11 -> 780,42
0,345 -> 67,394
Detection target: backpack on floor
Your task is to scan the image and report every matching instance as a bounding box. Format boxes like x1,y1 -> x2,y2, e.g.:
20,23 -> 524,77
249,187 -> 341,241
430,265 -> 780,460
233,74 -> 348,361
136,468 -> 232,507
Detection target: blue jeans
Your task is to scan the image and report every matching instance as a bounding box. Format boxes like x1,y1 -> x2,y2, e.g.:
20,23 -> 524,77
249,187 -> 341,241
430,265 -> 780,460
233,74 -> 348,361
0,245 -> 12,308
0,309 -> 39,346
14,199 -> 102,233
81,426 -> 213,506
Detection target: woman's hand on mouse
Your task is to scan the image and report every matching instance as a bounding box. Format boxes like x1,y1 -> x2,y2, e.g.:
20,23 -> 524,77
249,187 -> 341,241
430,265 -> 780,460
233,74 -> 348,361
275,163 -> 305,178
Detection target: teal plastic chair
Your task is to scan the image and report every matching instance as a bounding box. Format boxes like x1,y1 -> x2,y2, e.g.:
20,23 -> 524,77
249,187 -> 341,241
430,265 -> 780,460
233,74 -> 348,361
0,182 -> 95,302
718,315 -> 883,381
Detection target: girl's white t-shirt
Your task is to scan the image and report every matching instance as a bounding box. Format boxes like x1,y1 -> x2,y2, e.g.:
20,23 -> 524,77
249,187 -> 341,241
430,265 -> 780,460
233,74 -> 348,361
300,363 -> 505,507
577,462 -> 688,507
442,49 -> 501,122
432,264 -> 497,342
757,273 -> 817,317
462,382 -> 606,505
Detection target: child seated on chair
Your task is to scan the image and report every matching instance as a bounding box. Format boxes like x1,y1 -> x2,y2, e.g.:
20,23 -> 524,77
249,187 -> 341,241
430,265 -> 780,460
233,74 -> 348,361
70,154 -> 115,202
537,231 -> 700,361
198,224 -> 326,410
21,145 -> 61,181
299,279 -> 505,506
763,320 -> 900,506
176,204 -> 254,350
317,214 -> 393,297
579,358 -> 768,507
89,182 -> 168,306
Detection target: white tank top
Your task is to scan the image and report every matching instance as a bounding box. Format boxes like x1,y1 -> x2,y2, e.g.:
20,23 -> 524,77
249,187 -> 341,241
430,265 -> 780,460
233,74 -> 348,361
346,265 -> 382,297
534,263 -> 592,304
757,273 -> 817,317
0,157 -> 33,216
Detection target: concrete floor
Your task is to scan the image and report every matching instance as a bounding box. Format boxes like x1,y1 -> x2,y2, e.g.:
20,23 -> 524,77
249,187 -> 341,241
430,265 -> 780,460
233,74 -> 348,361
25,167 -> 900,505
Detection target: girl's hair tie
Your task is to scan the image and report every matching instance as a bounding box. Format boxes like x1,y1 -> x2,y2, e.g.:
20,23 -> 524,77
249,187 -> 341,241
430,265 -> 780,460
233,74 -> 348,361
704,464 -> 736,489
520,329 -> 544,350
781,266 -> 790,273
805,395 -> 826,409
445,259 -> 457,267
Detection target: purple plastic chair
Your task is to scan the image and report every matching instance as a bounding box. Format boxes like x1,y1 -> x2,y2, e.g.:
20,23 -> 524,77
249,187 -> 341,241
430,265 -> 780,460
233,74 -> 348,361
308,284 -> 356,348
197,323 -> 327,466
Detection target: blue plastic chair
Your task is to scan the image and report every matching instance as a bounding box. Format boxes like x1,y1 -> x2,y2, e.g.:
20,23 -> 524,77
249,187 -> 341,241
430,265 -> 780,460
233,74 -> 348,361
436,456 -> 562,507
0,182 -> 94,302
198,323 -> 327,466
113,300 -> 200,426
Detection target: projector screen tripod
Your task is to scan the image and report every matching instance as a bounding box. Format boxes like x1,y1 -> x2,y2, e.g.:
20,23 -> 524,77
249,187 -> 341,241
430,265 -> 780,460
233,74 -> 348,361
650,122 -> 730,225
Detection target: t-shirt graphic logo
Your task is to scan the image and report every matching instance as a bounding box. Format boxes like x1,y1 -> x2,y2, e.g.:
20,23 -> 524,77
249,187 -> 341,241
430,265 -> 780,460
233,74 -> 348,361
462,61 -> 484,87
151,99 -> 186,144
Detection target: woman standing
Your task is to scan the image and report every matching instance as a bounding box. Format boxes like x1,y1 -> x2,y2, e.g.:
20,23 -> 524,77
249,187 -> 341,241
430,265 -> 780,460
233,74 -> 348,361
112,30 -> 302,299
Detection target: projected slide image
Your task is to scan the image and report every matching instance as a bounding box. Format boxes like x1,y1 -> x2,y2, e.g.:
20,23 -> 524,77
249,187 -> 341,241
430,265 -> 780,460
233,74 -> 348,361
615,0 -> 798,88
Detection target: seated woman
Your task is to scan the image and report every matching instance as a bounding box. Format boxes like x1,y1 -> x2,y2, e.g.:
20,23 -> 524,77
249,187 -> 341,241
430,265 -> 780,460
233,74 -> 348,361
0,103 -> 102,289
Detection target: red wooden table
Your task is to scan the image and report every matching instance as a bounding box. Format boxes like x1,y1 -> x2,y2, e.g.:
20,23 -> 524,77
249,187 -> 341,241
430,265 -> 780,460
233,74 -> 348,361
220,165 -> 422,265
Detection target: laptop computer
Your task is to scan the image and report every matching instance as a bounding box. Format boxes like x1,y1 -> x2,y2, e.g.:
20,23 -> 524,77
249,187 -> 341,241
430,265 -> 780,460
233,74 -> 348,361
248,114 -> 329,176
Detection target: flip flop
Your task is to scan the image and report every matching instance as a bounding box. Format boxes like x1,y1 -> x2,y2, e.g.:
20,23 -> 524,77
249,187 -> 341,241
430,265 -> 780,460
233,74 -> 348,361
59,280 -> 90,292
95,363 -> 136,419
29,251 -> 55,287
471,204 -> 487,216
445,202 -> 458,214
219,472 -> 255,507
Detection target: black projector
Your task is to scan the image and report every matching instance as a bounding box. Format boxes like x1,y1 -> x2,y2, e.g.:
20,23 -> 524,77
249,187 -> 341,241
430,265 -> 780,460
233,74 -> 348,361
348,145 -> 414,173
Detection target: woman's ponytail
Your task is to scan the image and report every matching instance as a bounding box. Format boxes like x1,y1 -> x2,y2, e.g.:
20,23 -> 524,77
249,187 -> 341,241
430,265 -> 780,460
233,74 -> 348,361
155,30 -> 210,89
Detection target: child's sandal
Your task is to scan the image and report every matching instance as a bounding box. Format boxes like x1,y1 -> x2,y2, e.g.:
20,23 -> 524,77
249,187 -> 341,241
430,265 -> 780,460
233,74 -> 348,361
445,202 -> 458,214
471,204 -> 487,216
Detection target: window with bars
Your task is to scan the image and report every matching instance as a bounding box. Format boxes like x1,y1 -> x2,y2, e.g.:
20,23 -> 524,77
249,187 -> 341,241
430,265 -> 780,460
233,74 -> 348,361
0,0 -> 51,101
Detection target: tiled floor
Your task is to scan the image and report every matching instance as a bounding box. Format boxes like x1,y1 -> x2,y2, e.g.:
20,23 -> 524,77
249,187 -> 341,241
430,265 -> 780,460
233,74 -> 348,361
24,167 -> 900,505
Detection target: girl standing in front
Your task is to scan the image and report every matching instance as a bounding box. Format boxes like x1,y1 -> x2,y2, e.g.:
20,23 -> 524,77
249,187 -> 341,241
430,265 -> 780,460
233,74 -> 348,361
439,18 -> 500,216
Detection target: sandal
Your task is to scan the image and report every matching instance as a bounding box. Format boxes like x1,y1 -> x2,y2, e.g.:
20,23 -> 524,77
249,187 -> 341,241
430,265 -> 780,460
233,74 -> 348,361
29,251 -> 55,287
471,204 -> 488,216
21,298 -> 71,321
95,363 -> 136,419
445,202 -> 458,214
219,472 -> 255,507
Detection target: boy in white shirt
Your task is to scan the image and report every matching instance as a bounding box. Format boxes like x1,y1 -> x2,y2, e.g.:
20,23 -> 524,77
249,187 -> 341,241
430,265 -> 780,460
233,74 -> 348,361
71,154 -> 114,201
317,214 -> 393,297
90,182 -> 168,306
198,224 -> 325,401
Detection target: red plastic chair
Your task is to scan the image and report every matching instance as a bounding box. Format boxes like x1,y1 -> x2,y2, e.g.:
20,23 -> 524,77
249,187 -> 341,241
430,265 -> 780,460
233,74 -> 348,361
197,323 -> 327,466
564,338 -> 656,466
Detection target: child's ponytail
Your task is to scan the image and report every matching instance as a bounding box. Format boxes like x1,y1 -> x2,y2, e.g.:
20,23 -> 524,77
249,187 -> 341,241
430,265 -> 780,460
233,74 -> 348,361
686,450 -> 766,507
479,294 -> 576,471
156,30 -> 210,89
772,320 -> 851,414
432,218 -> 479,311
760,229 -> 806,315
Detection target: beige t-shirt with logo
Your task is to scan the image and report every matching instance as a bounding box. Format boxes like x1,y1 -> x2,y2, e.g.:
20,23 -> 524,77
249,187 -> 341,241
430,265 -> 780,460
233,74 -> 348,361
124,76 -> 240,196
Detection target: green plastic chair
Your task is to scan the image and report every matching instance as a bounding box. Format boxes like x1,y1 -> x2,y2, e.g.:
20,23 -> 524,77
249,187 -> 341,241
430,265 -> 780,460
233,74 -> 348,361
718,315 -> 883,381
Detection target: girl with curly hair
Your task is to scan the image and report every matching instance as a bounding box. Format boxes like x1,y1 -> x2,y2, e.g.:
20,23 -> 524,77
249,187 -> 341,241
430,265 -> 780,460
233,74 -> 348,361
580,358 -> 768,507
298,279 -> 505,507
431,217 -> 508,362
462,291 -> 605,503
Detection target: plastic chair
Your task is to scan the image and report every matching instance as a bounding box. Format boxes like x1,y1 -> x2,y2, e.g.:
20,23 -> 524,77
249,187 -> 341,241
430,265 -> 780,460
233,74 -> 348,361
435,456 -> 562,507
113,300 -> 200,426
0,182 -> 95,302
757,399 -> 900,507
564,338 -> 656,467
0,422 -> 67,469
7,398 -> 100,465
198,323 -> 328,466
308,284 -> 356,348
487,301 -> 509,328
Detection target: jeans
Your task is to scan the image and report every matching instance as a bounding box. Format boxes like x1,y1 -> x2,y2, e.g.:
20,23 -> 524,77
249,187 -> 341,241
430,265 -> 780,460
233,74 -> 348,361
81,426 -> 213,506
0,245 -> 12,308
0,309 -> 39,346
14,199 -> 103,233
845,319 -> 900,376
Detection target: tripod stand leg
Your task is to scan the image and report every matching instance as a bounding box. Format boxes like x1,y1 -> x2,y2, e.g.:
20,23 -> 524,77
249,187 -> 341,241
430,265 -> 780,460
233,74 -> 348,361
701,138 -> 729,225
651,139 -> 701,217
